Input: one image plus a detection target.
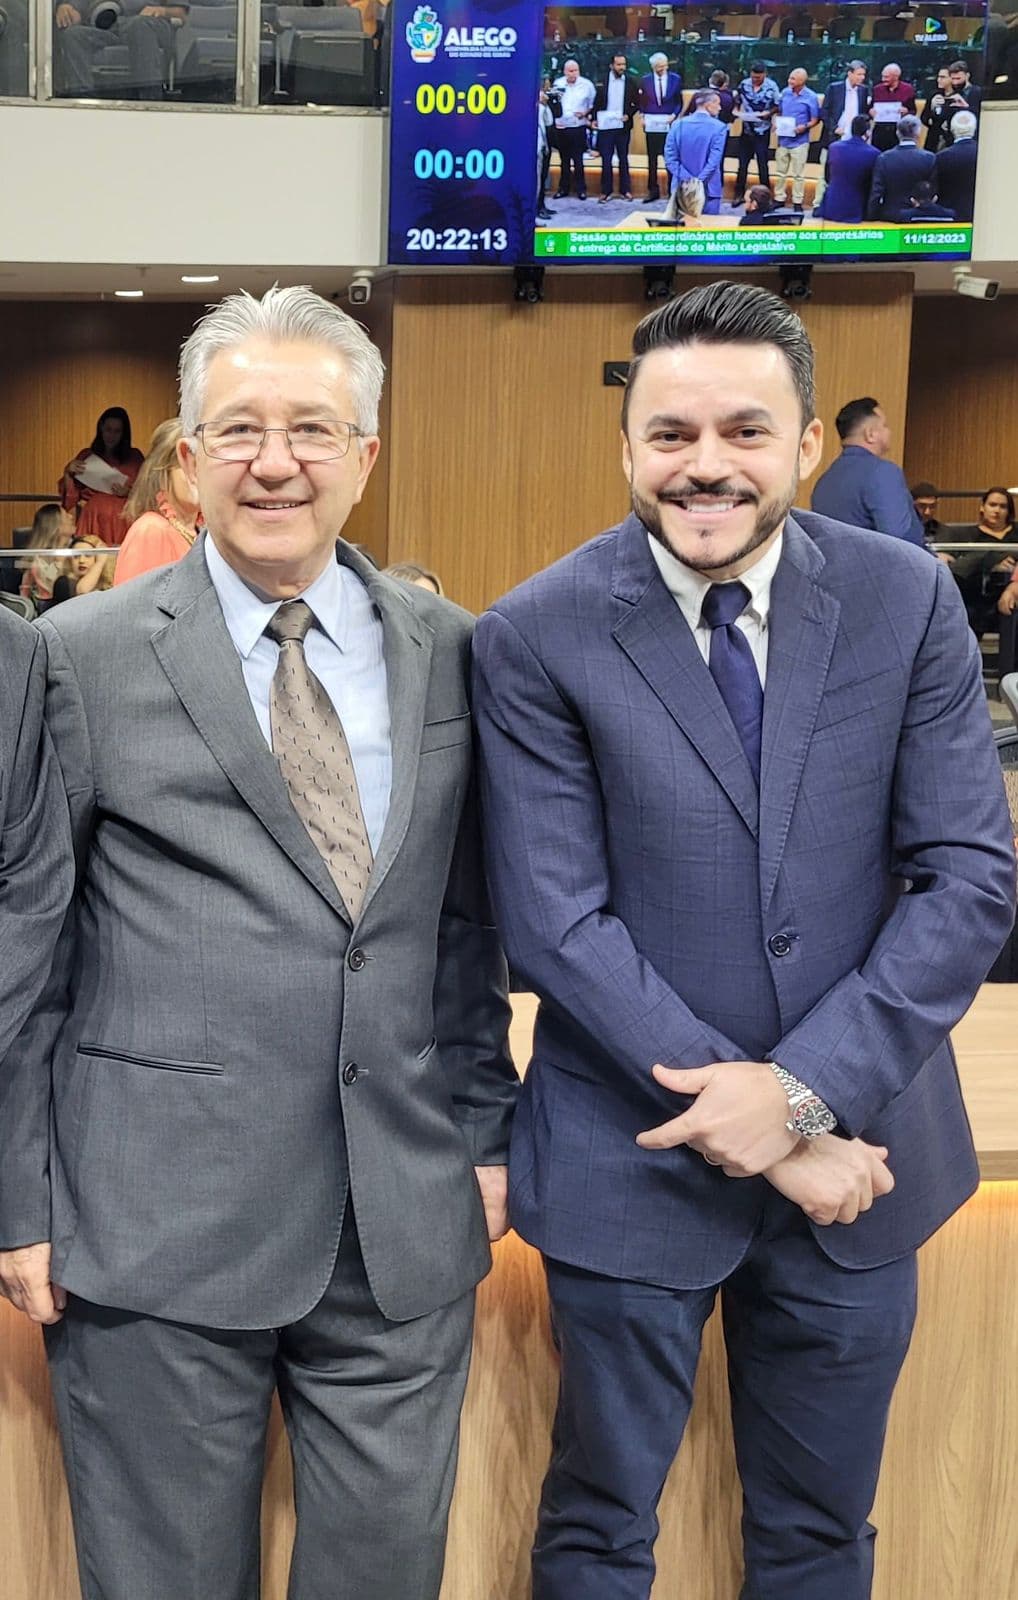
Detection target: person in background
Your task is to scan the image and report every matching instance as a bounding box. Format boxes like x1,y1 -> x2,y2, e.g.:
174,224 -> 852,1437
592,53 -> 640,202
774,67 -> 820,212
114,418 -> 202,586
898,177 -> 956,221
867,115 -> 935,220
385,561 -> 445,596
734,61 -> 780,200
639,52 -> 683,203
934,110 -> 978,221
738,183 -> 779,223
552,59 -> 596,199
706,68 -> 736,123
0,0 -> 29,94
19,504 -> 75,611
815,60 -> 871,208
811,396 -> 925,545
664,89 -> 727,217
911,481 -> 954,561
0,607 -> 73,1065
943,58 -> 982,141
951,487 -> 1018,636
53,0 -> 192,100
815,114 -> 878,221
870,62 -> 917,152
920,66 -> 954,154
49,532 -> 114,605
537,77 -> 559,220
60,406 -> 144,546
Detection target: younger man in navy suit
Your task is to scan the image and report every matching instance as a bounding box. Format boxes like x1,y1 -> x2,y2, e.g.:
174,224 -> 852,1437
473,282 -> 1013,1600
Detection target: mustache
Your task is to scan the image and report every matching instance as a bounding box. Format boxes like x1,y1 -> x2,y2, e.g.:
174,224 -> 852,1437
658,481 -> 758,506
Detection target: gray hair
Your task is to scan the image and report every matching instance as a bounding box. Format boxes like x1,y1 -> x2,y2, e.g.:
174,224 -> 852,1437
951,109 -> 977,138
178,284 -> 385,439
883,61 -> 901,75
847,59 -> 866,72
694,88 -> 720,109
649,51 -> 668,67
897,114 -> 922,140
563,56 -> 579,68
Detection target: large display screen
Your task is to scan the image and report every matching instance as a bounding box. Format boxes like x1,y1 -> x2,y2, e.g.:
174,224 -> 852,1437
388,1 -> 987,267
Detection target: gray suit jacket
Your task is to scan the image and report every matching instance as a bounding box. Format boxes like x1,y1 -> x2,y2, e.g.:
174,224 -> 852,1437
0,608 -> 72,1062
0,539 -> 516,1327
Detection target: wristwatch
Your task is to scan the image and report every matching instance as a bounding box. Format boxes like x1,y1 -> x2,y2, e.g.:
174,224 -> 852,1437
768,1062 -> 837,1139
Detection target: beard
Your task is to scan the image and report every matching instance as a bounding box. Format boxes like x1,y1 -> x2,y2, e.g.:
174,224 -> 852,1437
632,475 -> 798,574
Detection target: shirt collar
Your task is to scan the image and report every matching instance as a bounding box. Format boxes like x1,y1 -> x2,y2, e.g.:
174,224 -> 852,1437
648,527 -> 784,634
204,533 -> 351,659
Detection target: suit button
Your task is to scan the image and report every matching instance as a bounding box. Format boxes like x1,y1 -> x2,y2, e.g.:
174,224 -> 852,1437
347,947 -> 366,972
768,933 -> 792,958
342,1062 -> 359,1086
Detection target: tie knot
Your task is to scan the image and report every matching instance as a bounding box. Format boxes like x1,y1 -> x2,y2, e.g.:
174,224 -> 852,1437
701,582 -> 751,631
266,600 -> 316,647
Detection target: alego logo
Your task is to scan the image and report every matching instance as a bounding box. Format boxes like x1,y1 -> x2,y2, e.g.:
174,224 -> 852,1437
406,5 -> 443,62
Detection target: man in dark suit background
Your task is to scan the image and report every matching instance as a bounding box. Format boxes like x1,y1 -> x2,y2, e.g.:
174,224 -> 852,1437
944,57 -> 982,141
935,109 -> 979,220
898,177 -> 956,221
0,286 -> 517,1600
0,609 -> 71,1069
815,113 -> 878,221
592,52 -> 641,200
815,60 -> 872,207
867,114 -> 935,218
639,52 -> 683,202
472,280 -> 1014,1600
811,394 -> 926,544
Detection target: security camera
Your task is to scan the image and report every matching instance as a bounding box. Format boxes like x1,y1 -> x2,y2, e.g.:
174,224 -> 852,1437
953,268 -> 999,302
347,273 -> 373,307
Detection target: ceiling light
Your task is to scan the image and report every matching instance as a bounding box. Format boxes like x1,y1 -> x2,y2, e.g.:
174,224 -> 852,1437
181,274 -> 220,284
114,289 -> 144,299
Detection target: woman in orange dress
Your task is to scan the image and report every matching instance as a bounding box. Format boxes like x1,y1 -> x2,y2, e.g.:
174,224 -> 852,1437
113,419 -> 202,587
60,406 -> 145,547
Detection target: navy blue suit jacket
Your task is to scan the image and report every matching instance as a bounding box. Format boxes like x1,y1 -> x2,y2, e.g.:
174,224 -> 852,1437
639,70 -> 682,117
820,79 -> 874,144
811,444 -> 924,544
473,513 -> 1014,1287
664,109 -> 727,200
868,141 -> 936,219
934,137 -> 978,222
816,135 -> 878,221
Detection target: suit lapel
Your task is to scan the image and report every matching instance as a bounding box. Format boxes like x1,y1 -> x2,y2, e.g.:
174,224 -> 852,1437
150,540 -> 353,924
356,567 -> 433,917
611,518 -> 759,839
758,516 -> 840,912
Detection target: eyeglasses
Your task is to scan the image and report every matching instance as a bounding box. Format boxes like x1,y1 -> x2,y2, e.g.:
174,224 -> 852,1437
195,421 -> 364,463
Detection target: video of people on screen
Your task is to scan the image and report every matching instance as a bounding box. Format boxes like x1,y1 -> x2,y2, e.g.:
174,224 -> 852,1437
537,1 -> 986,232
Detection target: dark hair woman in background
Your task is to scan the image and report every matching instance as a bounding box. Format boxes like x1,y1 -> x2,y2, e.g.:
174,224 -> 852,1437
951,486 -> 1018,638
60,406 -> 145,548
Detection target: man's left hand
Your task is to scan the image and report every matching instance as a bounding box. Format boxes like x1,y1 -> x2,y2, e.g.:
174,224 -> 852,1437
474,1165 -> 510,1241
636,1061 -> 798,1175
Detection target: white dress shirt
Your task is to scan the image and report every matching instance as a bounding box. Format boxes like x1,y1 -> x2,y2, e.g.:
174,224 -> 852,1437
557,75 -> 596,120
606,71 -> 626,119
837,79 -> 860,136
648,528 -> 784,688
204,534 -> 392,853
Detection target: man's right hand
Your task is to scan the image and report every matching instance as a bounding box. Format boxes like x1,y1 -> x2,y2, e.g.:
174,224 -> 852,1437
0,1242 -> 66,1325
56,5 -> 82,26
998,584 -> 1018,617
764,1135 -> 894,1227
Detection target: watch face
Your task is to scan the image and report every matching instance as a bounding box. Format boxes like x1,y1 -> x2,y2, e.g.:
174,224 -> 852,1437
794,1099 -> 837,1138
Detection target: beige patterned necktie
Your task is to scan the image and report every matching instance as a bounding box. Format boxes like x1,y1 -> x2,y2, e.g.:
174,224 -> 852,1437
265,600 -> 373,921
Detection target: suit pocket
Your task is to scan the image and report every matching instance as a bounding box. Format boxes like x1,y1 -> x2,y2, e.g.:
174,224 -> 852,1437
77,1044 -> 224,1077
420,713 -> 471,753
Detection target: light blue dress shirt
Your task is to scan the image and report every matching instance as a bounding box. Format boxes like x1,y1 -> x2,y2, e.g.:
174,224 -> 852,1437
204,535 -> 392,853
778,85 -> 820,146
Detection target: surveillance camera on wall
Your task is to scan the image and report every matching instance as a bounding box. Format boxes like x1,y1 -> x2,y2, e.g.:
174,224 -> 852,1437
953,268 -> 1000,302
348,274 -> 373,307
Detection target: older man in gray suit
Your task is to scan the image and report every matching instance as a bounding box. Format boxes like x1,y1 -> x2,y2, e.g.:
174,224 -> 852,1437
0,608 -> 72,1065
0,287 -> 517,1600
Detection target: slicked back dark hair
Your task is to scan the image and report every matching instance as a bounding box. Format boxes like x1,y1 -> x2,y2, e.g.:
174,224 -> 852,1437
834,396 -> 879,440
621,280 -> 816,434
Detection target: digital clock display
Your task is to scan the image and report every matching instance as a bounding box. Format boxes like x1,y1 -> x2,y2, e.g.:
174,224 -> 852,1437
388,0 -> 541,265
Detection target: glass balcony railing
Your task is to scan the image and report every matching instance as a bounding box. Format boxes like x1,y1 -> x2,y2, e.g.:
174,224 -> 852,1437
0,0 -> 388,106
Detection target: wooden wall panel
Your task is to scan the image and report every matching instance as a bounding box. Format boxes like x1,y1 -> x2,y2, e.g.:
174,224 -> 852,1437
905,296 -> 1018,506
386,272 -> 915,615
0,292 -> 392,561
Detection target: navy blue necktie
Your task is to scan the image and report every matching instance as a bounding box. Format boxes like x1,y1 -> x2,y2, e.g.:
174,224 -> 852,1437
700,582 -> 764,784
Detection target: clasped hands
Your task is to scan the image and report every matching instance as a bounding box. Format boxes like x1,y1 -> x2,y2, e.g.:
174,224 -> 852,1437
636,1061 -> 894,1228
